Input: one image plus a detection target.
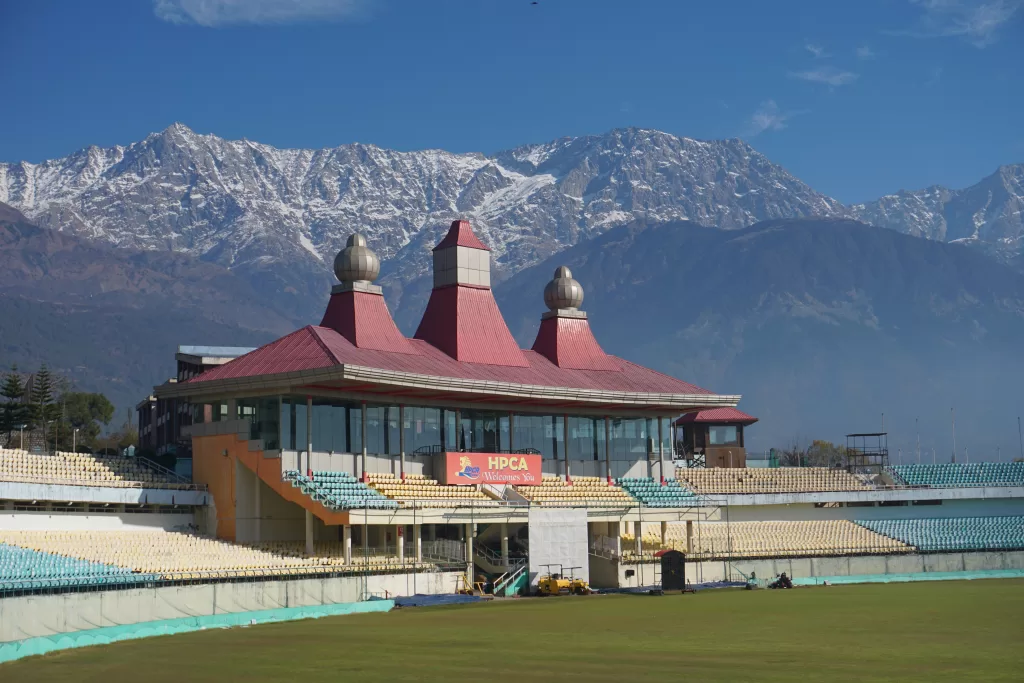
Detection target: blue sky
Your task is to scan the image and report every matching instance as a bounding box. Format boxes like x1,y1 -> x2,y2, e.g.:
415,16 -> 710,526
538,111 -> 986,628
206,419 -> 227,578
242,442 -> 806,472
0,0 -> 1021,202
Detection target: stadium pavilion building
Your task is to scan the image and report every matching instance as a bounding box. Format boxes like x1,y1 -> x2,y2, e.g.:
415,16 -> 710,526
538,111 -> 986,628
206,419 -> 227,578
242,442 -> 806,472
152,220 -> 743,588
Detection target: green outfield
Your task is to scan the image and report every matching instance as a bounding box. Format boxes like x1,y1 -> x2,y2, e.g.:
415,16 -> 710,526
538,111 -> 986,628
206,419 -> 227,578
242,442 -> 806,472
4,580 -> 1023,682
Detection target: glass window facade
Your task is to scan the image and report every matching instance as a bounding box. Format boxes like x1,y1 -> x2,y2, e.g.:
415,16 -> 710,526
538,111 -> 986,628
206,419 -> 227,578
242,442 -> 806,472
281,397 -> 361,453
566,416 -> 604,461
709,425 -> 739,446
512,414 -> 563,460
403,406 -> 443,454
609,418 -> 649,461
459,410 -> 510,453
224,395 -> 674,462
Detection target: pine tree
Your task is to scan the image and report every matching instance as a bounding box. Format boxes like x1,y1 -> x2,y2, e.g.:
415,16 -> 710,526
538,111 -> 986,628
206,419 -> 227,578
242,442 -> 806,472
0,365 -> 28,444
29,364 -> 59,430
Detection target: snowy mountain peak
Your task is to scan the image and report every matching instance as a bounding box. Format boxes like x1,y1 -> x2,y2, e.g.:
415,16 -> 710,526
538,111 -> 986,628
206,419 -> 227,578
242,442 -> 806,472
1,126 -> 1021,326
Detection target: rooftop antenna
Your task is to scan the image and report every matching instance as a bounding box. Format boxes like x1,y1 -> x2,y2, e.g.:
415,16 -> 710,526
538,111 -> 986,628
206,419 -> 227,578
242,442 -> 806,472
1018,417 -> 1023,461
965,446 -> 969,464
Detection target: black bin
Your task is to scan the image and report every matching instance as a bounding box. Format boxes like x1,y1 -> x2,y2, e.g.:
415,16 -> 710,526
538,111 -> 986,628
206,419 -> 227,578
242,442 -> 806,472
660,550 -> 686,591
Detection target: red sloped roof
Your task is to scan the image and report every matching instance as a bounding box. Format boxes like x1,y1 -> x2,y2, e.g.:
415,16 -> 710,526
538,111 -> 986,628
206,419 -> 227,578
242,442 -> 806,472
433,219 -> 490,251
320,290 -> 418,355
414,285 -> 529,367
192,324 -> 713,396
675,407 -> 757,425
532,316 -> 621,372
195,327 -> 337,381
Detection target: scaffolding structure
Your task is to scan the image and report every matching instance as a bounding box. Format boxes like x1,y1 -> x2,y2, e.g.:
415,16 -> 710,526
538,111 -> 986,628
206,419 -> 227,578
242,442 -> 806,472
845,433 -> 889,473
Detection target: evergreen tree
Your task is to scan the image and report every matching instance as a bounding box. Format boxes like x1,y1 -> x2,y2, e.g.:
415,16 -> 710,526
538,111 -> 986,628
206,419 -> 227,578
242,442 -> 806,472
29,364 -> 60,430
53,392 -> 115,451
0,365 -> 29,444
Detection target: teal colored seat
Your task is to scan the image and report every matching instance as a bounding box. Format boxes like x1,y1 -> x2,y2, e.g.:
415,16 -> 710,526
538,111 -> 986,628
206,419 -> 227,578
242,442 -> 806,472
855,516 -> 1024,552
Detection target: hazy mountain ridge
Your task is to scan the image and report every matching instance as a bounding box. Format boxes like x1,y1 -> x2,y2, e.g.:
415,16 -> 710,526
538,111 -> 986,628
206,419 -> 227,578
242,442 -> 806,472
849,164 -> 1024,265
0,203 -> 290,410
3,124 -> 1020,327
0,125 -> 851,322
495,218 -> 1024,457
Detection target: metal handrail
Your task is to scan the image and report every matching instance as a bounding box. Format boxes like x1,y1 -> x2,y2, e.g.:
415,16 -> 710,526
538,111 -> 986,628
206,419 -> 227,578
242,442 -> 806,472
0,473 -> 206,492
493,559 -> 528,594
474,545 -> 508,565
136,456 -> 193,485
410,445 -> 543,456
618,544 -> 925,563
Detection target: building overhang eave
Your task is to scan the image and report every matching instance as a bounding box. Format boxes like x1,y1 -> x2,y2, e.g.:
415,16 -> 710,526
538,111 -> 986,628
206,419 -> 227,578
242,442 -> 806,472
155,364 -> 740,412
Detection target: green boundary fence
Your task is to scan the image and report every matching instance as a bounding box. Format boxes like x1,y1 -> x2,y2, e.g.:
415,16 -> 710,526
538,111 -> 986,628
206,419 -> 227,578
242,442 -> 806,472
0,599 -> 394,664
793,569 -> 1024,586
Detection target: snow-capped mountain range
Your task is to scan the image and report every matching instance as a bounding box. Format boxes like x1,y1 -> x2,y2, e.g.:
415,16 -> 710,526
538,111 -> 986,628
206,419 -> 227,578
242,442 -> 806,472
1,123 -> 1021,322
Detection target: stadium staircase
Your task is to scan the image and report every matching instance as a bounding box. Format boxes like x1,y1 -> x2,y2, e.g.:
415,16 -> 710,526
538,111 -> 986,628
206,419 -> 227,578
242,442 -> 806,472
473,544 -> 518,574
283,470 -> 397,510
492,560 -> 528,597
234,450 -> 350,525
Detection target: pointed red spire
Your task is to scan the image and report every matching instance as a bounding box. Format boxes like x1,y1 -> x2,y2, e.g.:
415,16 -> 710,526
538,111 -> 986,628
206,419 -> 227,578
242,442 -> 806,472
320,232 -> 418,354
531,266 -> 620,371
415,220 -> 528,366
433,219 -> 490,251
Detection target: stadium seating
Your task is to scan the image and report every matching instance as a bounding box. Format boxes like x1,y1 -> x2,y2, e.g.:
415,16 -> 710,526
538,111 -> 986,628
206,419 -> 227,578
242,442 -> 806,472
514,475 -> 633,506
366,473 -> 499,508
616,477 -> 703,507
0,530 -> 432,583
620,520 -> 911,560
886,463 -> 1024,488
856,517 -> 1024,552
0,542 -> 158,591
251,541 -> 433,572
283,470 -> 397,510
675,467 -> 870,494
0,448 -> 188,489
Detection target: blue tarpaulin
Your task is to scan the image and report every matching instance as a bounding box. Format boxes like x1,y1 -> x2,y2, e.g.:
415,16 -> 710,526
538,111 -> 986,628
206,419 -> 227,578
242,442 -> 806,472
394,593 -> 483,607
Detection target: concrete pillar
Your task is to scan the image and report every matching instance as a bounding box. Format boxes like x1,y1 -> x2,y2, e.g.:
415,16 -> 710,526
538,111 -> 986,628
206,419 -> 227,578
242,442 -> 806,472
427,524 -> 436,541
253,474 -> 261,543
500,523 -> 509,568
343,525 -> 352,564
227,399 -> 238,421
465,523 -> 474,577
658,416 -> 666,484
612,521 -> 622,556
397,525 -> 405,563
660,520 -> 667,548
604,416 -> 612,483
563,413 -> 571,482
361,400 -> 368,481
414,524 -> 423,563
399,404 -> 406,480
686,520 -> 694,555
306,395 -> 313,474
633,520 -> 642,556
646,418 -> 654,479
304,509 -> 314,556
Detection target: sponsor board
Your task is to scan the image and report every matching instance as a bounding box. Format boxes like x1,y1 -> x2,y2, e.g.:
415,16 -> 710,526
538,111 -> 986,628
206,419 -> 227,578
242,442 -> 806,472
442,452 -> 542,485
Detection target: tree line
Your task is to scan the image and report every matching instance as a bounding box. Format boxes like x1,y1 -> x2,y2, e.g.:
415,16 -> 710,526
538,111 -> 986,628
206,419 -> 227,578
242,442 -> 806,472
0,364 -> 136,453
